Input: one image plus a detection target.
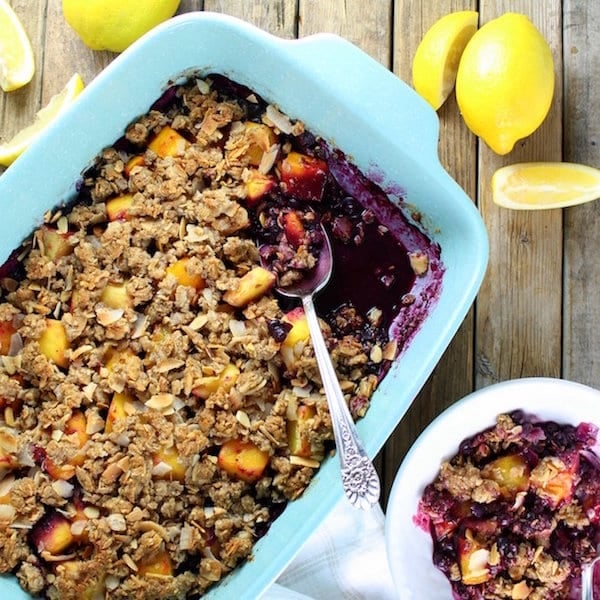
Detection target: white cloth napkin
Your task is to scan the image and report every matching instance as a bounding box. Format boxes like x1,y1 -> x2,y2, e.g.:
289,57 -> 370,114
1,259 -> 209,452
260,498 -> 398,600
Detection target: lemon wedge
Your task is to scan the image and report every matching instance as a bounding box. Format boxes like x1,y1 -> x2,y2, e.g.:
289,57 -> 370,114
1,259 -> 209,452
492,162 -> 600,210
0,73 -> 84,167
412,11 -> 478,110
0,0 -> 35,91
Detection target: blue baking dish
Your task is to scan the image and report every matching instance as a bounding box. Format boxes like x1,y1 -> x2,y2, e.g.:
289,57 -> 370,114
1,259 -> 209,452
0,12 -> 488,599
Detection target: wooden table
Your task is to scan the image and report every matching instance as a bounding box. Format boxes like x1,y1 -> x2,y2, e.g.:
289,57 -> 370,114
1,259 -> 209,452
2,1 -> 598,507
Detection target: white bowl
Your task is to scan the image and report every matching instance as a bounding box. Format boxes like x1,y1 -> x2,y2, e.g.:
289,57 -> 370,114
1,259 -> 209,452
385,377 -> 600,599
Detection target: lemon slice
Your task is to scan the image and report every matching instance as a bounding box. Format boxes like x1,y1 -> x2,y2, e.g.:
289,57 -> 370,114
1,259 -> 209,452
412,10 -> 478,110
0,73 -> 84,167
0,0 -> 35,91
492,162 -> 600,210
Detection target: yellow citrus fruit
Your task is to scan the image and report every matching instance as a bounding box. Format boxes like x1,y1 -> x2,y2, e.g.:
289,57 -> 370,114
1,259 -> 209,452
412,11 -> 478,110
456,13 -> 554,155
492,162 -> 600,210
0,0 -> 35,92
0,73 -> 84,167
62,0 -> 181,53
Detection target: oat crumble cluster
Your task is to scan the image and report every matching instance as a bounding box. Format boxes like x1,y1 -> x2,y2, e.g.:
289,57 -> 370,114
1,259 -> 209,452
0,75 -> 427,599
418,411 -> 600,600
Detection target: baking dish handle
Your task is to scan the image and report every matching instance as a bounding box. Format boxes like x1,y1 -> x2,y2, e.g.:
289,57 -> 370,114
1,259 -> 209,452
278,32 -> 441,166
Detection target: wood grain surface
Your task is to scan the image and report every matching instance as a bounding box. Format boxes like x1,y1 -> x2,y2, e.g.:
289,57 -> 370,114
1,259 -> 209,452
1,0 -> 598,507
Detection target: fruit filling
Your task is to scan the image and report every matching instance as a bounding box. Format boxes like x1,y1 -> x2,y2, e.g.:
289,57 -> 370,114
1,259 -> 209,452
416,411 -> 600,599
0,74 -> 441,599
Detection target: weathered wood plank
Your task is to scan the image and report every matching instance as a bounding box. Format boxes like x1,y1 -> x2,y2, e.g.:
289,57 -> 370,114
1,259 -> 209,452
475,1 -> 563,388
0,0 -> 46,141
203,0 -> 298,38
384,0 -> 478,506
563,1 -> 600,388
298,0 -> 392,66
44,0 -> 114,99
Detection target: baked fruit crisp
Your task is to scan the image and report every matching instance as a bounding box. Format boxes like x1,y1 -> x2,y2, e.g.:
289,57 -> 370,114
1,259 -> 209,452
417,411 -> 600,599
0,75 -> 441,599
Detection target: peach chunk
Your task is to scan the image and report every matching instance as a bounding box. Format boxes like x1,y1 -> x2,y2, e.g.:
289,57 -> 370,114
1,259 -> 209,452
282,210 -> 305,248
243,122 -> 278,166
56,561 -> 105,600
278,151 -> 328,201
218,439 -> 269,483
0,319 -> 17,355
280,307 -> 310,370
152,446 -> 186,482
100,281 -> 133,309
166,257 -> 206,291
106,193 -> 134,221
223,266 -> 276,307
31,512 -> 74,555
39,319 -> 70,369
192,363 -> 240,399
530,456 -> 576,508
457,519 -> 496,585
124,154 -> 145,177
287,404 -> 316,457
245,169 -> 276,204
39,225 -> 74,261
148,126 -> 188,158
44,457 -> 76,481
481,454 -> 530,499
105,392 -> 135,433
65,410 -> 89,467
458,533 -> 491,585
137,549 -> 173,577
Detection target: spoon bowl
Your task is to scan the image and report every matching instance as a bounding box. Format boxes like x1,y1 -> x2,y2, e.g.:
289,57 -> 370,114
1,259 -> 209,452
262,224 -> 381,509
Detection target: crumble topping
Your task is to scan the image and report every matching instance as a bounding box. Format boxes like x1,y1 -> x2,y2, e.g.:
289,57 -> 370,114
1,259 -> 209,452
0,75 -> 439,598
417,411 -> 600,599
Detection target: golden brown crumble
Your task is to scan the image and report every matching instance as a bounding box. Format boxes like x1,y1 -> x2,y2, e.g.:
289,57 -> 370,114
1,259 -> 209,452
0,77 -> 389,599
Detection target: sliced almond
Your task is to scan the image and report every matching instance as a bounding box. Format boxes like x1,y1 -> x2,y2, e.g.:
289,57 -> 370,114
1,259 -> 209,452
289,455 -> 320,468
145,393 -> 175,411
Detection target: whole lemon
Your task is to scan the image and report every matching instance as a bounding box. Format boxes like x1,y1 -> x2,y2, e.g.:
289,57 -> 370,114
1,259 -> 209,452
455,13 -> 554,155
62,0 -> 181,53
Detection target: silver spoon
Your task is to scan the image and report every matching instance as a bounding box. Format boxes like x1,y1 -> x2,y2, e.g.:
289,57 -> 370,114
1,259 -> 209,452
263,225 -> 381,509
582,555 -> 599,600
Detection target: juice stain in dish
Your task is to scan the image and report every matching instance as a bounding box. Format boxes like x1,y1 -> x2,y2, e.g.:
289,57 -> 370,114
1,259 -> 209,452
0,74 -> 442,599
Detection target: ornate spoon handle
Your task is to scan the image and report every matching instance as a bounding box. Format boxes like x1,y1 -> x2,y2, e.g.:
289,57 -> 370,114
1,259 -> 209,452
302,294 -> 381,509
